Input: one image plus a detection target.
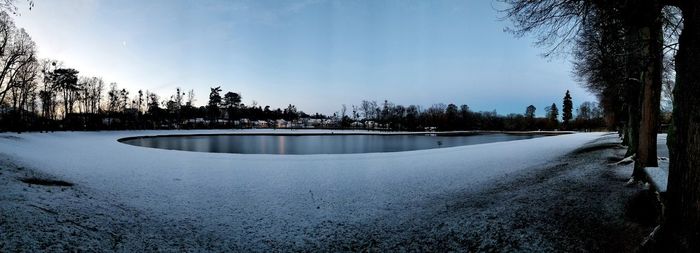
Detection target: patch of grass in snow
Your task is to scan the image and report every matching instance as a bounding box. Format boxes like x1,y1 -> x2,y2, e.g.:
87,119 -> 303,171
572,142 -> 625,154
20,177 -> 73,187
607,155 -> 626,163
0,135 -> 21,140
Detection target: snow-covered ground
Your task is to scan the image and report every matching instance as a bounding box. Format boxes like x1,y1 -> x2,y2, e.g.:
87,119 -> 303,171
0,130 -> 605,251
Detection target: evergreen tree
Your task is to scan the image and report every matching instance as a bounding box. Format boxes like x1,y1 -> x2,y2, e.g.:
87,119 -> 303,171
546,103 -> 559,129
208,86 -> 222,126
562,90 -> 573,128
548,103 -> 559,123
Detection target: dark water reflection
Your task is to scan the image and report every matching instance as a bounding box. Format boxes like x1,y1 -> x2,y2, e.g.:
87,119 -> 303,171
120,133 -> 542,155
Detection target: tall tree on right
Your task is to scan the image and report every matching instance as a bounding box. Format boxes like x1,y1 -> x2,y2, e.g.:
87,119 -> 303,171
562,90 -> 573,129
662,1 -> 700,250
500,0 -> 700,249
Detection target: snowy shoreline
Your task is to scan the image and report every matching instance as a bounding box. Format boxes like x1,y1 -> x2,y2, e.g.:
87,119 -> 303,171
1,130 -> 651,251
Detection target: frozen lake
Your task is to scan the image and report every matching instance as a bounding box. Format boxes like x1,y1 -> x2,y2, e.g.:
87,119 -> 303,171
119,133 -> 544,154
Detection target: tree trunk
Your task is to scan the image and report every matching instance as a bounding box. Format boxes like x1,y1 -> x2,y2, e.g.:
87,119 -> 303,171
626,98 -> 640,158
621,124 -> 629,145
624,64 -> 641,160
635,10 -> 664,180
622,0 -> 663,180
660,1 -> 700,251
623,8 -> 641,159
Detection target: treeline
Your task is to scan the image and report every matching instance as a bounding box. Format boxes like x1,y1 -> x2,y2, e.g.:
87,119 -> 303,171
0,10 -> 318,131
2,77 -> 313,131
337,91 -> 604,131
0,9 -> 605,133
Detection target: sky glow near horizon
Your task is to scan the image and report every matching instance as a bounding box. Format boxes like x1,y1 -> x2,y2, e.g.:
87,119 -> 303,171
12,0 -> 595,117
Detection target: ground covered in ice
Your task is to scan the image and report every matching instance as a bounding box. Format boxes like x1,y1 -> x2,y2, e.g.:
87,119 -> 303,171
0,130 -> 656,251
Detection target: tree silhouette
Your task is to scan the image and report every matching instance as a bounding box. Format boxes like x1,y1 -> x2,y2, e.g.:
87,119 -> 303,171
547,103 -> 558,122
207,86 -> 222,126
52,68 -> 79,117
501,0 -> 700,248
525,105 -> 536,118
222,91 -> 241,123
562,90 -> 573,129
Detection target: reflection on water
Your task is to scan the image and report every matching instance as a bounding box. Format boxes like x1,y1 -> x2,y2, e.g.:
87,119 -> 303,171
121,133 -> 542,155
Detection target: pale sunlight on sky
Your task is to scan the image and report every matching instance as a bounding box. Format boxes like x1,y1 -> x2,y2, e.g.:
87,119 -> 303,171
12,0 -> 595,116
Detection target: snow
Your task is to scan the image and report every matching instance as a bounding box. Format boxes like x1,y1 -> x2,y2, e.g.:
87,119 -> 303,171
644,133 -> 670,192
0,129 -> 604,250
657,134 -> 669,158
643,167 -> 668,193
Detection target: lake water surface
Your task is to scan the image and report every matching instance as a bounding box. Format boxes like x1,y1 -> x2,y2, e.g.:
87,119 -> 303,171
120,133 -> 544,155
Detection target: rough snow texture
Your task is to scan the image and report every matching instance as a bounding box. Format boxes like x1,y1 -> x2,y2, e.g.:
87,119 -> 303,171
657,134 -> 669,159
642,134 -> 670,193
643,167 -> 668,193
0,129 -> 633,251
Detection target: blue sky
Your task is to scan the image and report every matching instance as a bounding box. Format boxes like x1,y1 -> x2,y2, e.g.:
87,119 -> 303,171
13,0 -> 594,116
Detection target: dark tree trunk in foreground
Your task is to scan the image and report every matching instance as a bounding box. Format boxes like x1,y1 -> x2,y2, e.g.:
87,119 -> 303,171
661,1 -> 700,251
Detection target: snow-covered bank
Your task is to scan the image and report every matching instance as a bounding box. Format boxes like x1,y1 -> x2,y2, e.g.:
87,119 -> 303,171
1,130 -> 605,251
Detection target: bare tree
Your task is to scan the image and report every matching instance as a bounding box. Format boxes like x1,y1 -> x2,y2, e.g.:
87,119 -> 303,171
107,82 -> 119,113
52,68 -> 79,118
136,89 -> 143,113
173,87 -> 183,110
572,2 -> 627,132
80,76 -> 103,114
0,16 -> 37,106
360,100 -> 377,120
0,0 -> 34,15
660,6 -> 681,114
38,59 -> 60,120
118,88 -> 129,112
186,89 -> 195,107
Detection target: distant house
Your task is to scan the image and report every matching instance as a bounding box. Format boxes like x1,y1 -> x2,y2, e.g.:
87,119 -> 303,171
275,119 -> 288,128
102,117 -> 120,125
288,120 -> 303,128
185,118 -> 205,124
253,120 -> 268,128
306,118 -> 321,127
322,119 -> 332,127
365,121 -> 377,129
303,117 -> 342,128
351,121 -> 364,128
240,118 -> 251,128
